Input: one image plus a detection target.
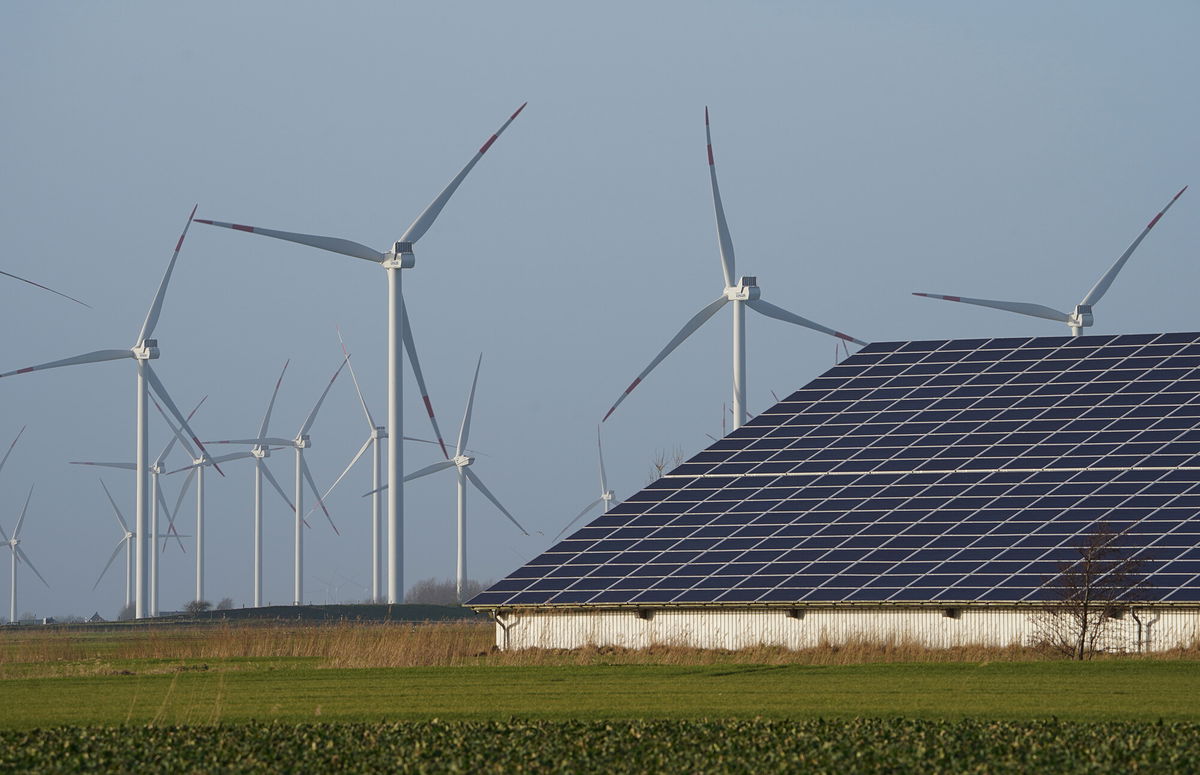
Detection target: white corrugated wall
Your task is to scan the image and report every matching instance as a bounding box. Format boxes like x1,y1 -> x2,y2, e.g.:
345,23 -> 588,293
492,606 -> 1200,652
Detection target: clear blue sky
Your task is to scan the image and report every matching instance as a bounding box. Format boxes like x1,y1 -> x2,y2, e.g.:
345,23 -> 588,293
1,2 -> 1196,617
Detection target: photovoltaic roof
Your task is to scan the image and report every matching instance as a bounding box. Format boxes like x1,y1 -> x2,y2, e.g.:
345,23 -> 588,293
471,332 -> 1200,608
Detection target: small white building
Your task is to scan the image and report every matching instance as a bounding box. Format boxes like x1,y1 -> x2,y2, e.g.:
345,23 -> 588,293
471,333 -> 1200,652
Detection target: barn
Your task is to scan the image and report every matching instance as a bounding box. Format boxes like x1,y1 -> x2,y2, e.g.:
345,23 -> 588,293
469,332 -> 1200,653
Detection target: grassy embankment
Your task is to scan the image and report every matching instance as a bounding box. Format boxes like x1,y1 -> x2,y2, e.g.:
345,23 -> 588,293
1,620 -> 1198,728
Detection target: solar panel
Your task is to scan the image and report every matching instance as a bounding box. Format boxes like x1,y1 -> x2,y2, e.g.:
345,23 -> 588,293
471,332 -> 1200,607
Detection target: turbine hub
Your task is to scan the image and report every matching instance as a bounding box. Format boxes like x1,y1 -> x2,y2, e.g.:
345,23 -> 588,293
453,454 -> 473,468
372,426 -> 387,440
724,276 -> 760,302
252,446 -> 269,459
602,490 -> 614,502
296,435 -> 311,449
131,339 -> 160,360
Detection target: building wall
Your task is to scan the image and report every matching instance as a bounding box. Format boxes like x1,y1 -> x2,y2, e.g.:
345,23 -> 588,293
491,606 -> 1200,653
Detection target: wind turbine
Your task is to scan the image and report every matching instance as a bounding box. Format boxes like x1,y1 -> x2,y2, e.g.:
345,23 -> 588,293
193,361 -> 296,608
396,355 -> 529,603
195,102 -> 527,602
914,186 -> 1188,335
1,486 -> 49,624
603,109 -> 866,430
554,427 -> 616,542
319,328 -> 449,602
94,479 -> 135,613
210,359 -> 346,605
0,206 -> 217,619
71,396 -> 202,615
1,268 -> 89,307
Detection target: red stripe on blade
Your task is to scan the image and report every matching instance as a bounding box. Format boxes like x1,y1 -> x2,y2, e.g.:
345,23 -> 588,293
480,134 -> 498,154
422,395 -> 435,417
1148,213 -> 1163,229
511,102 -> 527,120
193,219 -> 214,225
232,224 -> 254,232
16,367 -> 33,374
946,296 -> 961,302
836,333 -> 853,341
707,145 -> 714,165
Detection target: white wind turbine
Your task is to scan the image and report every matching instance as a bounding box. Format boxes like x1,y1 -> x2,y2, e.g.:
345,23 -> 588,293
195,102 -> 527,603
2,486 -> 49,625
603,109 -> 867,430
389,355 -> 529,603
210,359 -> 346,605
71,397 -> 202,615
915,186 -> 1188,335
193,361 -> 297,608
0,206 -> 216,619
554,427 -> 616,542
317,328 -> 449,602
93,479 -> 135,612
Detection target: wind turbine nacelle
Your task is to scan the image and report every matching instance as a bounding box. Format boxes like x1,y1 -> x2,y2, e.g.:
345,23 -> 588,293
133,339 -> 160,360
387,242 -> 416,269
1072,304 -> 1094,328
726,276 -> 761,302
296,435 -> 311,449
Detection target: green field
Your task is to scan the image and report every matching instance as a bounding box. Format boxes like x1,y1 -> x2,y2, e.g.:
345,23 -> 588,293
1,660 -> 1197,728
2,623 -> 1198,772
3,719 -> 1199,774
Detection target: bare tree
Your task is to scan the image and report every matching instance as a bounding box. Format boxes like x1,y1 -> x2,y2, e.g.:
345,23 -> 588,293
647,446 -> 687,484
183,599 -> 212,615
216,597 -> 234,611
1034,521 -> 1151,660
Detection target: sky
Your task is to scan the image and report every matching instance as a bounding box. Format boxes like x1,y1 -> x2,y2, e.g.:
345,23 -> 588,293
1,2 -> 1197,619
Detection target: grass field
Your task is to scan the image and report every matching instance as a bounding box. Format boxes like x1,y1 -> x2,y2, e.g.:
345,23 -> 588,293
2,620 -> 1198,772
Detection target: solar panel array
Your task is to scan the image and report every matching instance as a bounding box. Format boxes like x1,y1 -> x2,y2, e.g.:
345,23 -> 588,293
471,332 -> 1200,608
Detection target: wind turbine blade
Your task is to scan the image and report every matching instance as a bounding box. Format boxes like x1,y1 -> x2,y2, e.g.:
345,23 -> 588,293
93,541 -> 125,589
336,330 -> 375,429
554,498 -> 603,542
0,522 -> 8,543
98,479 -> 130,534
138,204 -> 197,343
912,292 -> 1072,323
300,457 -> 338,535
15,545 -> 49,588
404,459 -> 456,482
260,461 -> 295,512
457,354 -> 483,457
143,364 -> 223,476
299,357 -> 348,437
464,469 -> 529,536
0,269 -> 89,308
258,360 -> 290,439
155,395 -> 207,465
12,484 -> 34,540
0,426 -> 25,476
151,395 -> 198,461
1080,185 -> 1188,307
156,484 -> 186,553
596,425 -> 609,493
69,460 -> 135,472
402,302 -> 448,458
0,349 -> 129,379
400,102 -> 527,245
207,451 -> 256,466
206,437 -> 292,447
320,437 -> 373,504
193,220 -> 385,263
603,296 -> 729,421
171,467 -> 197,518
705,107 -> 736,288
746,297 -> 868,346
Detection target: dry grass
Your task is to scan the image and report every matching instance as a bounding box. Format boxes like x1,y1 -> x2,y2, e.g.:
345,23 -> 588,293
2,621 -> 1198,677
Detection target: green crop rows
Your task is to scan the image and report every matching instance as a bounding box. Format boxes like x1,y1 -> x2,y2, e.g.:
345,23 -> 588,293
2,719 -> 1198,774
